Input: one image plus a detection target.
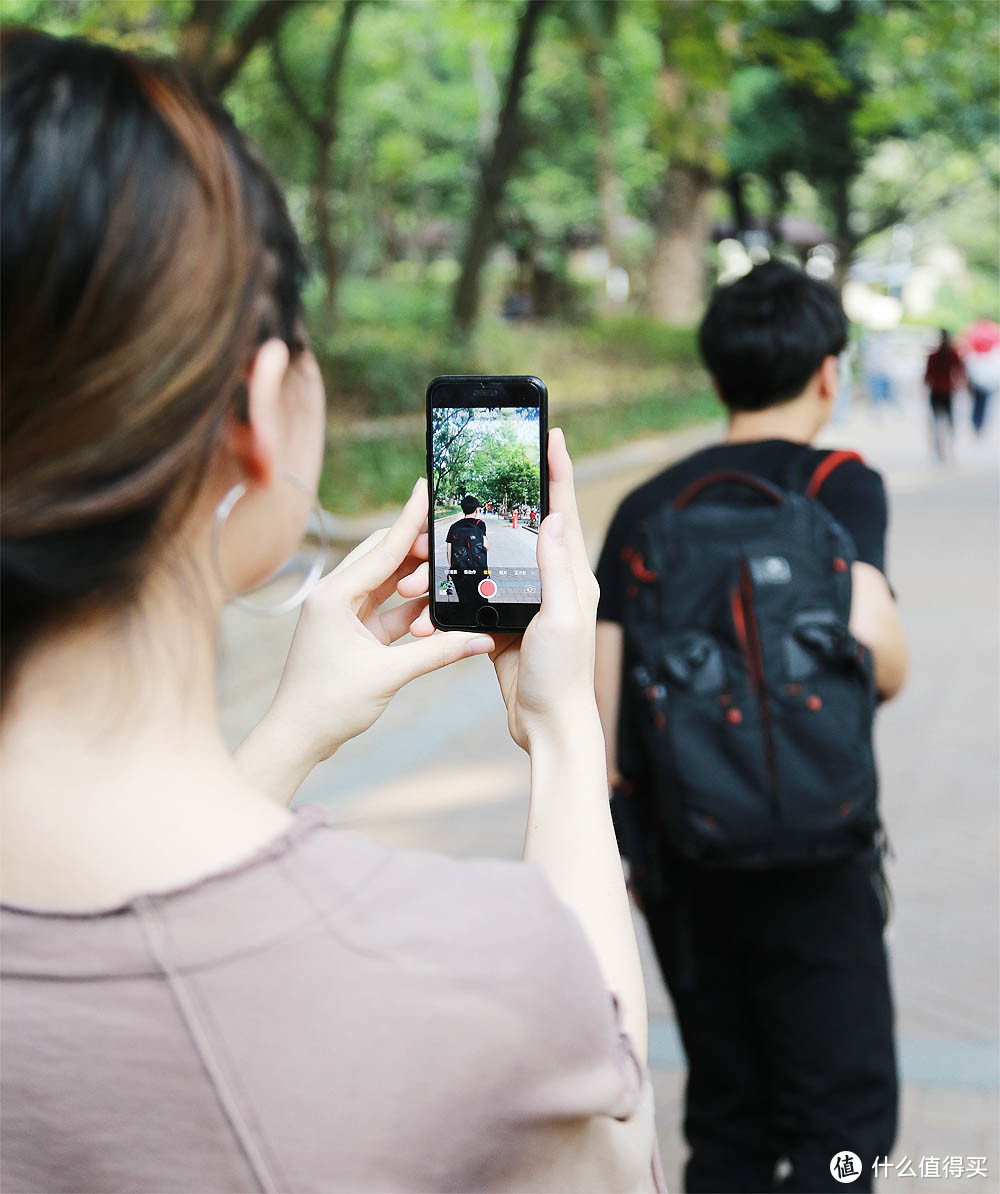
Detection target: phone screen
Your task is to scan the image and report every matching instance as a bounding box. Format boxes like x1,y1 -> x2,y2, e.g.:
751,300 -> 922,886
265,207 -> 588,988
427,377 -> 547,632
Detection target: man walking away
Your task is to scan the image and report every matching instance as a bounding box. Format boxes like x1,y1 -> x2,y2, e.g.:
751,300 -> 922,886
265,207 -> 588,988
446,495 -> 489,607
595,261 -> 908,1193
924,329 -> 966,461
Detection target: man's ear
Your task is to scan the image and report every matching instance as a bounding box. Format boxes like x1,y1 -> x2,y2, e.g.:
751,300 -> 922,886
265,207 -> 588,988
227,339 -> 290,486
817,354 -> 839,403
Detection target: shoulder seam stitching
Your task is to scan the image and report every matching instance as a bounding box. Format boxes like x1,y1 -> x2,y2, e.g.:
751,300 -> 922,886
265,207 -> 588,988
133,895 -> 279,1194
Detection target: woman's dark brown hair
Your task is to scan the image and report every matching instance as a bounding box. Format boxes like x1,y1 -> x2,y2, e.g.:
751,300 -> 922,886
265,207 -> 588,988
1,30 -> 307,682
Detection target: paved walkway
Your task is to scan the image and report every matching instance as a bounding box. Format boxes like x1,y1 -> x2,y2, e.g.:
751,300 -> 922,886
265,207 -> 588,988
218,387 -> 999,1193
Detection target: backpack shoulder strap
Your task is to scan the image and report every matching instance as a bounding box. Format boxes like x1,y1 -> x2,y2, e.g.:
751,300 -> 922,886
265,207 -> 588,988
805,450 -> 864,500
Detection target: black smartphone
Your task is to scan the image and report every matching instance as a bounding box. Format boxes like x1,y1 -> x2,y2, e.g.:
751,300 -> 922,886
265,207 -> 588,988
426,375 -> 548,633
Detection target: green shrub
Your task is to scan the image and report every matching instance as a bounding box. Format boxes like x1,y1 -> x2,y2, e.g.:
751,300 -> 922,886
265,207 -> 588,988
315,326 -> 465,417
559,388 -> 718,457
320,432 -> 425,514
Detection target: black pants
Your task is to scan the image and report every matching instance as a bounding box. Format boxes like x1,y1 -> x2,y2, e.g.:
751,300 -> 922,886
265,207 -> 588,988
971,384 -> 991,433
452,573 -> 486,610
640,853 -> 897,1194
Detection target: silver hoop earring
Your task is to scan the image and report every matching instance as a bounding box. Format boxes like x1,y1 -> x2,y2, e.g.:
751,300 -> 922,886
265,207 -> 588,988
212,470 -> 329,616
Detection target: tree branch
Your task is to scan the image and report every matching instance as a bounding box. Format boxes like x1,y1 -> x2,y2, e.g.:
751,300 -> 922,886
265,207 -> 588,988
207,0 -> 303,94
322,0 -> 362,119
271,32 -> 324,140
178,0 -> 228,77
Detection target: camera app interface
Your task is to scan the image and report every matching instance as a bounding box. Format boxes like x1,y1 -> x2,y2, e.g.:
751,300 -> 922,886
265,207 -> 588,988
432,406 -> 541,605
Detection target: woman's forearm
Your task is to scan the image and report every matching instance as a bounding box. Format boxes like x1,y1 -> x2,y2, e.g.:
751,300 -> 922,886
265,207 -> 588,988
233,705 -> 319,807
522,703 -> 648,1063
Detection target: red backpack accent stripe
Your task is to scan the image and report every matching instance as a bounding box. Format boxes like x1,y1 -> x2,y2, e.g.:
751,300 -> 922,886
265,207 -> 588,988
806,450 -> 864,500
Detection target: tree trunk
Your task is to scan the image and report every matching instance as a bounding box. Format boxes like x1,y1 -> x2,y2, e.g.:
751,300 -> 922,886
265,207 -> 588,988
178,0 -> 227,78
316,0 -> 361,320
271,1 -> 361,321
451,0 -> 547,333
830,173 -> 854,294
766,174 -> 789,248
313,133 -> 338,322
726,172 -> 750,242
644,163 -> 713,325
584,48 -> 624,272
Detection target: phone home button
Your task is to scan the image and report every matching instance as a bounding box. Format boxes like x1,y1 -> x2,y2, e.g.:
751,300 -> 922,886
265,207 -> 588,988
476,606 -> 500,629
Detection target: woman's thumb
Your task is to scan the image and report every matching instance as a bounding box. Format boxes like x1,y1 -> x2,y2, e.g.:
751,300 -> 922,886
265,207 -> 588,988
535,512 -> 576,609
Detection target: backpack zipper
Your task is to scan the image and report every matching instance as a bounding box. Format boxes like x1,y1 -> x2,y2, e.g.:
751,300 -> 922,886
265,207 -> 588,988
731,558 -> 780,816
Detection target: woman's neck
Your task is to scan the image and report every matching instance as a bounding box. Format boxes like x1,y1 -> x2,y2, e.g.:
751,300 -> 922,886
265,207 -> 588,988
0,590 -> 291,909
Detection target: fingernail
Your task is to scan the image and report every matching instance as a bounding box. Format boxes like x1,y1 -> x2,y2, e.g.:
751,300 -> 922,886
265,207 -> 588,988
467,636 -> 494,656
549,512 -> 565,542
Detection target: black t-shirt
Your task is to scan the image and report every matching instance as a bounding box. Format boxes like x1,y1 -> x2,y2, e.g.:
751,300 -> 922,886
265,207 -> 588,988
596,439 -> 888,626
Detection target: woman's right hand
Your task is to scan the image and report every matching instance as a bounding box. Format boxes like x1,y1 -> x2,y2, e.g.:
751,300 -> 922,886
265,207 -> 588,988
236,479 -> 494,804
488,428 -> 601,751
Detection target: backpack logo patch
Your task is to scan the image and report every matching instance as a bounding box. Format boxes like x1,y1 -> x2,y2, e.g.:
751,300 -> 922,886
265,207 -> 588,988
750,555 -> 792,585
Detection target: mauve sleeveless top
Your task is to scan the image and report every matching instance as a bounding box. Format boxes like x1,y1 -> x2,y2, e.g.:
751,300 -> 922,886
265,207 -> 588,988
1,804 -> 663,1193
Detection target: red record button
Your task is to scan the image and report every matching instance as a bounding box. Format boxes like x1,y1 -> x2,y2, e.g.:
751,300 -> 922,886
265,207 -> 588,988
477,578 -> 498,599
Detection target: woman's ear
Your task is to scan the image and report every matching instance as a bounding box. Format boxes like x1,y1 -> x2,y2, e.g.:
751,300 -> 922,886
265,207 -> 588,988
227,339 -> 290,486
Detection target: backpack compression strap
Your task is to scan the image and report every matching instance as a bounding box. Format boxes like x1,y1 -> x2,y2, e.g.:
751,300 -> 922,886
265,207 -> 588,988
805,450 -> 864,499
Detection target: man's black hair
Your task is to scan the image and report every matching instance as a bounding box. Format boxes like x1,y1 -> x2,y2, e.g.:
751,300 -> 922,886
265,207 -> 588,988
460,495 -> 480,515
697,261 -> 848,412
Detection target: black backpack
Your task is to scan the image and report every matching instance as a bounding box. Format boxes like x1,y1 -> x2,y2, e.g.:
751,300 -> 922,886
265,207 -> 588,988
621,454 -> 879,870
450,519 -> 487,572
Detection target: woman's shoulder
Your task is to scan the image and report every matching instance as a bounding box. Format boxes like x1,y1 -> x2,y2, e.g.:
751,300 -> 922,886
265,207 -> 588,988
288,805 -> 603,992
289,806 -> 640,1074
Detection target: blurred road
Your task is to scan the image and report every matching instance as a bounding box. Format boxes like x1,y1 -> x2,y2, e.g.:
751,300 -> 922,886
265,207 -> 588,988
219,380 -> 999,1193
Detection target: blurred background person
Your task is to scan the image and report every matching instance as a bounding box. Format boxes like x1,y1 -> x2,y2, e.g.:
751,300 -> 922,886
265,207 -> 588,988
861,329 -> 900,417
924,329 -> 967,462
960,319 -> 1000,436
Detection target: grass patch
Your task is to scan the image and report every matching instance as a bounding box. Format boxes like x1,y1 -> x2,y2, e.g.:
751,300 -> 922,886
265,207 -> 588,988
319,385 -> 719,514
558,387 -> 718,457
319,433 -> 425,515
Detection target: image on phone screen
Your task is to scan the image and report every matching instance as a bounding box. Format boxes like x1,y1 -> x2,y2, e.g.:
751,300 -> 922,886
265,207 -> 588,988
431,405 -> 542,609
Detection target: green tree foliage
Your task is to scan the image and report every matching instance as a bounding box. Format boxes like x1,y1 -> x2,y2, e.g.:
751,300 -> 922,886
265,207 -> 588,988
4,0 -> 996,366
726,0 -> 1000,281
477,448 -> 540,509
432,408 -> 539,509
431,408 -> 483,502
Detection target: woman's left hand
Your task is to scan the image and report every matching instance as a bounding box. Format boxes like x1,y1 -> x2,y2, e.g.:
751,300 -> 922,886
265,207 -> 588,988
234,479 -> 494,804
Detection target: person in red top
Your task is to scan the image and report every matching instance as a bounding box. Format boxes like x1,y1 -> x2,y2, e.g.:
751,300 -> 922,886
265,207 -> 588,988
924,329 -> 966,461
